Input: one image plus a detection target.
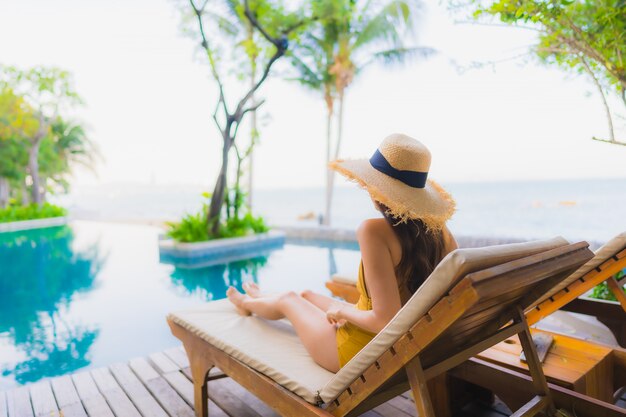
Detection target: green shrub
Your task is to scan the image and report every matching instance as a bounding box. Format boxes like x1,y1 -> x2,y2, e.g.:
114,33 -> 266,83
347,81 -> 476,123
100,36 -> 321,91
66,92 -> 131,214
590,271 -> 625,301
0,203 -> 67,223
166,193 -> 269,243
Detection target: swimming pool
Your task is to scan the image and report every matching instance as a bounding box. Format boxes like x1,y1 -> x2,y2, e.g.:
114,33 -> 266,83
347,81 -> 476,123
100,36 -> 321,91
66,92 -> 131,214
0,221 -> 361,390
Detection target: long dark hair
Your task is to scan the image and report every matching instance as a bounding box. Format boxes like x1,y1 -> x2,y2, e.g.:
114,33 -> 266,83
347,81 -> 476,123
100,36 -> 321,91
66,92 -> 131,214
379,204 -> 447,302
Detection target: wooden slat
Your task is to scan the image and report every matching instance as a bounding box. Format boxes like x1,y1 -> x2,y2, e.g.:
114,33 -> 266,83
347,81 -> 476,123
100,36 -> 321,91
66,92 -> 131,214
163,347 -> 190,369
128,358 -> 195,417
6,387 -> 34,417
149,352 -> 180,374
386,395 -> 417,416
71,372 -> 114,417
216,377 -> 279,417
109,363 -> 168,417
455,358 -> 626,416
372,401 -> 413,417
160,370 -> 228,417
50,376 -> 80,408
29,381 -> 59,417
90,368 -> 142,417
0,391 -> 7,417
164,347 -> 196,380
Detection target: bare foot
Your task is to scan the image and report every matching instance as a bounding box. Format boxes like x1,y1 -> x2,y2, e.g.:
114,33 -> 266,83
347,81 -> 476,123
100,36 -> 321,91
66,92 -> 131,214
242,282 -> 262,298
226,286 -> 251,316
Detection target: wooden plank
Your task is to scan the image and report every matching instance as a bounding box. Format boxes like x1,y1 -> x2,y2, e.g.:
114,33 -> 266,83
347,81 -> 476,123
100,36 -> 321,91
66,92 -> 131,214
29,381 -> 59,417
50,376 -> 80,408
109,363 -> 168,417
128,358 -> 195,417
149,352 -> 180,374
207,379 -> 269,417
128,358 -> 160,382
373,401 -> 414,417
161,371 -> 227,417
453,358 -> 626,417
217,377 -> 279,417
161,371 -> 194,405
71,372 -> 114,417
386,396 -> 417,416
0,391 -> 7,417
163,347 -> 190,369
6,387 -> 34,417
90,368 -> 141,417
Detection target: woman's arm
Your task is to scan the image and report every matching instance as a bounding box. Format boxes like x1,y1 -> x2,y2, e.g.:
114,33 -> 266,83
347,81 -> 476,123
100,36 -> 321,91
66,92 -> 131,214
327,220 -> 402,333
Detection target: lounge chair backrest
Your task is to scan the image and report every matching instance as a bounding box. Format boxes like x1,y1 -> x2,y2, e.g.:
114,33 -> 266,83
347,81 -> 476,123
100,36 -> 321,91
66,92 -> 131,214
319,236 -> 569,402
533,232 -> 626,306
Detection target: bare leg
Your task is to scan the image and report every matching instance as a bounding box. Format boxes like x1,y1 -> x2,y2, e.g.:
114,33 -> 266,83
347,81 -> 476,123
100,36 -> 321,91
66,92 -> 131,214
301,289 -> 353,311
226,287 -> 340,372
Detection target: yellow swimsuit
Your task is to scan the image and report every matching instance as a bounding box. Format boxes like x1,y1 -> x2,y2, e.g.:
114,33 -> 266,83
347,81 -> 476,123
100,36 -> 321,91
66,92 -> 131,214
335,261 -> 377,367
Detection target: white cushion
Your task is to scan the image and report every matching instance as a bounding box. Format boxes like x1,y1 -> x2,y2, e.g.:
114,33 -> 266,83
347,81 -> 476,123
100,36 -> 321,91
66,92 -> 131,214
318,236 -> 568,402
168,300 -> 334,403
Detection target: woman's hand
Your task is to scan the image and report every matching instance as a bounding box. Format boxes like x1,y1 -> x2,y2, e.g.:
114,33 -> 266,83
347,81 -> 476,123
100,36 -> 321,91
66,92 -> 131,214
326,303 -> 346,327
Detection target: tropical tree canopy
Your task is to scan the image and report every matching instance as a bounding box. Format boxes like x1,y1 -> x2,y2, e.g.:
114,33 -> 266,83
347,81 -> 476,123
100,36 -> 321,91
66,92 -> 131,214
466,0 -> 626,145
288,0 -> 432,225
0,66 -> 93,207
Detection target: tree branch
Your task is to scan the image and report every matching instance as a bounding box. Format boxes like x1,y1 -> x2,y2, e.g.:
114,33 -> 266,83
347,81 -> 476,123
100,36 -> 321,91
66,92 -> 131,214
592,137 -> 626,146
190,0 -> 229,115
581,56 -> 615,142
241,99 -> 266,118
243,0 -> 282,48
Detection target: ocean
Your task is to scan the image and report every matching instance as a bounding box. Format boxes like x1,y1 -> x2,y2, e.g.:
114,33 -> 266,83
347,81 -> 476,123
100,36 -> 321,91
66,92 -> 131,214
54,178 -> 626,244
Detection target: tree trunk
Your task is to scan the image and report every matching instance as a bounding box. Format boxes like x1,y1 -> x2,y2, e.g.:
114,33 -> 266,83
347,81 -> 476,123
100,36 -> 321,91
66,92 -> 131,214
208,140 -> 231,236
322,105 -> 334,226
28,140 -> 43,205
21,181 -> 29,205
247,32 -> 257,211
325,91 -> 345,226
0,177 -> 9,208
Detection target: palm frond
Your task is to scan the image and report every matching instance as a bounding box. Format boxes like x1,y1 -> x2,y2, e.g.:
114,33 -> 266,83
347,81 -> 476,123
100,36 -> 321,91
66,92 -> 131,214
352,0 -> 415,51
360,46 -> 435,69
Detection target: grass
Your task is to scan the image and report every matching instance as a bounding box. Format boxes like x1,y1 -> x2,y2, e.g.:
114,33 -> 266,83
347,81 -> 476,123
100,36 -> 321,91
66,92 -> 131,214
0,203 -> 67,224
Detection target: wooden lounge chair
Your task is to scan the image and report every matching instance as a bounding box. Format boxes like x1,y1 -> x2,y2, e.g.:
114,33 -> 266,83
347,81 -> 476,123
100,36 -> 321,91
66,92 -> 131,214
327,232 -> 626,345
167,237 -> 594,417
526,232 -> 626,344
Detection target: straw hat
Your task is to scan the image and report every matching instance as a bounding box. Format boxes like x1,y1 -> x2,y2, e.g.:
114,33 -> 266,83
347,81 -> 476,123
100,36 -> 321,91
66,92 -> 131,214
329,133 -> 455,231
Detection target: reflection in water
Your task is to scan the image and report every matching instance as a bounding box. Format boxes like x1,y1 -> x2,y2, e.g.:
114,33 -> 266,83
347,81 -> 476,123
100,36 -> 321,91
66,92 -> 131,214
0,226 -> 103,384
170,256 -> 268,301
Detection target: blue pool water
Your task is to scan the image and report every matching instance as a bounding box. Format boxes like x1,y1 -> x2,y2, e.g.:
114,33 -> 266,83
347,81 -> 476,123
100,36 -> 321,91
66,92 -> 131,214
0,221 -> 361,390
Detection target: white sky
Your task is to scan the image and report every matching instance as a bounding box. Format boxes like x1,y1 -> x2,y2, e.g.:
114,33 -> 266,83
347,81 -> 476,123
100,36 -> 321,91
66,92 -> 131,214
1,0 -> 625,189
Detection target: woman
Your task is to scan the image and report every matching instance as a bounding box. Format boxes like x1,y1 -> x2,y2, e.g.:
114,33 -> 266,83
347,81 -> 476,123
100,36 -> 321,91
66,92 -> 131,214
227,133 -> 458,373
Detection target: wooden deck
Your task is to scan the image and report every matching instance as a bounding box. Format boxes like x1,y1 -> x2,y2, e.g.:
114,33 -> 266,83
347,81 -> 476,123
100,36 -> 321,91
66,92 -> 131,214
0,346 -> 515,417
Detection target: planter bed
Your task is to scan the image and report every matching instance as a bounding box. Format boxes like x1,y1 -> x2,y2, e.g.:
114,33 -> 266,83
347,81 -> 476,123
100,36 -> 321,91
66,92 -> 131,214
159,230 -> 286,268
0,216 -> 69,233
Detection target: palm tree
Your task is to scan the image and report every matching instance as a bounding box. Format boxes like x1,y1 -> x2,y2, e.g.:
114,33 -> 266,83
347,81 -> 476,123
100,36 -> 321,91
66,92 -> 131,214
290,0 -> 433,225
38,119 -> 97,199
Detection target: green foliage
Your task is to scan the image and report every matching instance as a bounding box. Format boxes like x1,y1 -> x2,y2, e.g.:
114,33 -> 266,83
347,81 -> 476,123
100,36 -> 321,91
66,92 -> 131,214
290,0 -> 431,99
590,270 -> 625,301
0,202 -> 67,223
465,0 -> 626,118
166,192 -> 269,243
0,66 -> 92,206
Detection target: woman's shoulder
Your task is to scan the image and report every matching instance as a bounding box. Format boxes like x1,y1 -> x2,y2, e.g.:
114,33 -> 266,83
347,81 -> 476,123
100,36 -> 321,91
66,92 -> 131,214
356,218 -> 393,242
442,225 -> 459,253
